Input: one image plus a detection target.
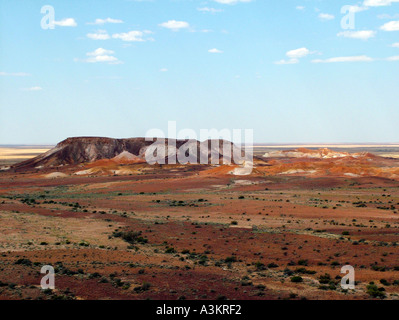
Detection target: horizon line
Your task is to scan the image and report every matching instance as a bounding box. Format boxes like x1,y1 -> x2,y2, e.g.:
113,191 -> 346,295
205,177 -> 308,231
1,142 -> 399,148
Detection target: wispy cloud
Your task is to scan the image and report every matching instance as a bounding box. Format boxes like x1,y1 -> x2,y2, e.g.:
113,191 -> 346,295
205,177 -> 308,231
159,20 -> 190,31
197,7 -> 223,13
54,18 -> 77,27
337,30 -> 376,40
343,5 -> 369,13
286,48 -> 312,58
319,13 -> 335,21
0,72 -> 31,77
208,48 -> 223,53
213,0 -> 253,4
87,30 -> 111,40
378,13 -> 399,19
380,20 -> 399,31
87,18 -> 123,25
76,48 -> 122,64
275,47 -> 315,65
112,30 -> 153,41
275,58 -> 299,65
312,55 -> 374,63
22,86 -> 43,91
363,0 -> 399,7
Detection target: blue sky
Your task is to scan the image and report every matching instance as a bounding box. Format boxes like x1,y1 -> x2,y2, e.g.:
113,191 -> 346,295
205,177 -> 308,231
0,0 -> 398,144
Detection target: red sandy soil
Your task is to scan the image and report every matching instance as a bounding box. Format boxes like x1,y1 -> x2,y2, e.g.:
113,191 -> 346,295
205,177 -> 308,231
0,151 -> 398,300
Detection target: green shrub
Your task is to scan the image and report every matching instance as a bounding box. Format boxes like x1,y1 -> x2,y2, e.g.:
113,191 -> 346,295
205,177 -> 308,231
380,279 -> 390,286
165,247 -> 176,254
267,263 -> 279,269
319,273 -> 332,284
255,262 -> 266,271
113,230 -> 148,245
134,282 -> 151,293
291,276 -> 303,283
225,256 -> 237,263
297,260 -> 308,266
14,258 -> 32,266
366,283 -> 386,299
296,268 -> 316,275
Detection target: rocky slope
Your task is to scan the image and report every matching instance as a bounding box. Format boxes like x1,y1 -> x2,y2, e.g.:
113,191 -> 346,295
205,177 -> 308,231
11,137 -> 247,171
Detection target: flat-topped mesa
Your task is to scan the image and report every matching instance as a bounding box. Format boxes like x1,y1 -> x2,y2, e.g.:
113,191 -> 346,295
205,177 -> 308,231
56,136 -> 122,148
11,137 -> 247,171
53,137 -> 151,163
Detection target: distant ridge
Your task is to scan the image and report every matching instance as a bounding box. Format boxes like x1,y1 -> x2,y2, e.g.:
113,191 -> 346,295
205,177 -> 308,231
11,137 -> 243,171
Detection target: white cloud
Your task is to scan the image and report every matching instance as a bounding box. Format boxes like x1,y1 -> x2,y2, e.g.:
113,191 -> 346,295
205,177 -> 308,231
87,30 -> 111,40
87,18 -> 123,25
87,48 -> 115,56
0,72 -> 31,77
197,7 -> 223,13
378,13 -> 399,19
275,47 -> 314,65
364,0 -> 399,7
22,87 -> 43,91
312,55 -> 374,63
208,48 -> 223,53
86,55 -> 119,63
78,48 -> 121,64
160,68 -> 168,72
214,0 -> 252,4
380,20 -> 399,31
112,30 -> 153,42
319,13 -> 335,21
274,59 -> 299,65
296,6 -> 305,11
286,47 -> 311,58
347,5 -> 369,12
159,20 -> 190,31
311,54 -> 399,63
54,18 -> 77,27
392,42 -> 399,47
337,30 -> 376,40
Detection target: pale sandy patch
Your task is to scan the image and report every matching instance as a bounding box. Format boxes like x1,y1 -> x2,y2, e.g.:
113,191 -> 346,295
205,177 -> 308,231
0,211 -> 126,252
44,172 -> 68,179
0,147 -> 50,160
380,153 -> 399,158
253,144 -> 399,148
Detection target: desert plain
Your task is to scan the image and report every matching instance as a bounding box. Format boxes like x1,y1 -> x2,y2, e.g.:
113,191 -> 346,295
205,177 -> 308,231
0,143 -> 399,300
